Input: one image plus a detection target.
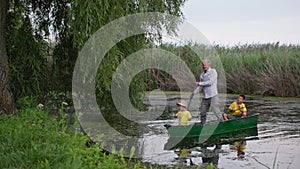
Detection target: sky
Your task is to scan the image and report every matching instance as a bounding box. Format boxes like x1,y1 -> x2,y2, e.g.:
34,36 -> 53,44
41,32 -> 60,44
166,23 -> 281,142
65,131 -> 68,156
180,0 -> 300,46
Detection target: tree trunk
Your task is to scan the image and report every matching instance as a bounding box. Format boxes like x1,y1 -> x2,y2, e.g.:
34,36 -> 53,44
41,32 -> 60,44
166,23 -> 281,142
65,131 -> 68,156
0,0 -> 17,115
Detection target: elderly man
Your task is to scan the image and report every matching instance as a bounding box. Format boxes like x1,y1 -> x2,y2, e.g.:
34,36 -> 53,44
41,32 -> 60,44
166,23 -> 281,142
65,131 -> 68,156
190,59 -> 223,123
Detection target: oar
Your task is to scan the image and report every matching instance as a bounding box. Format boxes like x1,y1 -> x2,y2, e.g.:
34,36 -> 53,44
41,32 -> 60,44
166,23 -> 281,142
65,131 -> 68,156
187,95 -> 201,120
187,93 -> 193,110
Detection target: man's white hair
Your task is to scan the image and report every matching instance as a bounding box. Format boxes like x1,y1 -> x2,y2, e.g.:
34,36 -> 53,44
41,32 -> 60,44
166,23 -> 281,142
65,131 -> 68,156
202,59 -> 211,64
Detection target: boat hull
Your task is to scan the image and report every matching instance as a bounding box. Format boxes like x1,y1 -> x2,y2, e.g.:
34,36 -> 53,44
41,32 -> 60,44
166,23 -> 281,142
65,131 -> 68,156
165,114 -> 259,138
164,127 -> 258,150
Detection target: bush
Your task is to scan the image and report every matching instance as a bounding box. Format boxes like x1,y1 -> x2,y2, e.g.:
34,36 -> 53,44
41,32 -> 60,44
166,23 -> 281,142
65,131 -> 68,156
0,108 -> 142,169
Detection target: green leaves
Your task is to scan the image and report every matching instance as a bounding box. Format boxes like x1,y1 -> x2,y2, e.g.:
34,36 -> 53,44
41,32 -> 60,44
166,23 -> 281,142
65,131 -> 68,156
6,13 -> 48,98
5,0 -> 187,110
0,108 -> 145,168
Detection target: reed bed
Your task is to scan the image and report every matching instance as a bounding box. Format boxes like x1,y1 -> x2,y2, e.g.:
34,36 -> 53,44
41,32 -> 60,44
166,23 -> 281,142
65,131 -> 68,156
154,43 -> 300,97
217,43 -> 300,97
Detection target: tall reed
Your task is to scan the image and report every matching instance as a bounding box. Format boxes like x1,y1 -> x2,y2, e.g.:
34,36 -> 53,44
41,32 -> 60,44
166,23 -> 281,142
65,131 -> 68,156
217,43 -> 300,97
155,43 -> 300,97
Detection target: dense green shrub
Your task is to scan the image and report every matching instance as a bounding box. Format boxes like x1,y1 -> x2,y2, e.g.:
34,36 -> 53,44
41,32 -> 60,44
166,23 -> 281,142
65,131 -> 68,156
0,108 -> 142,169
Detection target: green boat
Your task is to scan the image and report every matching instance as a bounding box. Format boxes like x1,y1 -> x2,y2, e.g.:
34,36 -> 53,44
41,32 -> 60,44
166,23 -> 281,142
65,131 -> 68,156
164,127 -> 258,150
164,113 -> 259,138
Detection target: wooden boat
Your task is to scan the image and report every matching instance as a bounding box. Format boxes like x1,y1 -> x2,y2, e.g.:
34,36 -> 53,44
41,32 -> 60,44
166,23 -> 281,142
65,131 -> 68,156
164,127 -> 258,150
164,114 -> 259,150
164,113 -> 259,138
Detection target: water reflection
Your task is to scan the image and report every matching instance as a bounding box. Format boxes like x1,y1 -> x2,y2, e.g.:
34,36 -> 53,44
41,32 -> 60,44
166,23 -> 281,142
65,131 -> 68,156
201,144 -> 221,167
173,145 -> 221,167
229,140 -> 246,159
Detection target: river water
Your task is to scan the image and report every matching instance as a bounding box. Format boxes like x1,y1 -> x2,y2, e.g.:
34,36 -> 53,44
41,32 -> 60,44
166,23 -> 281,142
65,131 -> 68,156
138,93 -> 300,169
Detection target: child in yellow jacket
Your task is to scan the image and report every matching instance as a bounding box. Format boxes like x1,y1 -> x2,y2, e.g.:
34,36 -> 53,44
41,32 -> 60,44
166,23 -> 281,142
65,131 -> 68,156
223,95 -> 247,121
175,100 -> 192,125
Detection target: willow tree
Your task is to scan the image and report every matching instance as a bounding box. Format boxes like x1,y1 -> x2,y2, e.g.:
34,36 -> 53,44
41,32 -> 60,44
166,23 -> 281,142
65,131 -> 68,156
0,0 -> 69,114
70,0 -> 186,111
0,0 -> 186,114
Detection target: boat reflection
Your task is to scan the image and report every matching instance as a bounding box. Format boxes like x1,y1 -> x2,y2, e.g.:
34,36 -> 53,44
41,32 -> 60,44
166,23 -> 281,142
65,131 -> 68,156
229,139 -> 246,159
172,143 -> 222,167
164,127 -> 258,167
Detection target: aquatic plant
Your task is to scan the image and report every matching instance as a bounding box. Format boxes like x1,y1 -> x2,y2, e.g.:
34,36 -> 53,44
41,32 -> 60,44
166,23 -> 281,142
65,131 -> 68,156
217,43 -> 300,97
156,43 -> 300,97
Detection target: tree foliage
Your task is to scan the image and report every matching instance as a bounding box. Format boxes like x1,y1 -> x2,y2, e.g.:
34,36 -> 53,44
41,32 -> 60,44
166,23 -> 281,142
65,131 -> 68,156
5,0 -> 74,98
1,0 -> 186,114
6,15 -> 48,98
68,0 -> 186,112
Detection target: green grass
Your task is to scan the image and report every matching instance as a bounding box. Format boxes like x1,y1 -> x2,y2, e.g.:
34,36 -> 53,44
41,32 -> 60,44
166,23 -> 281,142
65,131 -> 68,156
0,108 -> 144,169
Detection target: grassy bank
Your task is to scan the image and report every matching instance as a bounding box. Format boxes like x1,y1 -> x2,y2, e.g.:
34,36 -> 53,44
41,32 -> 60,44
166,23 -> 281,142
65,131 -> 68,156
0,108 -> 144,169
158,43 -> 300,97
